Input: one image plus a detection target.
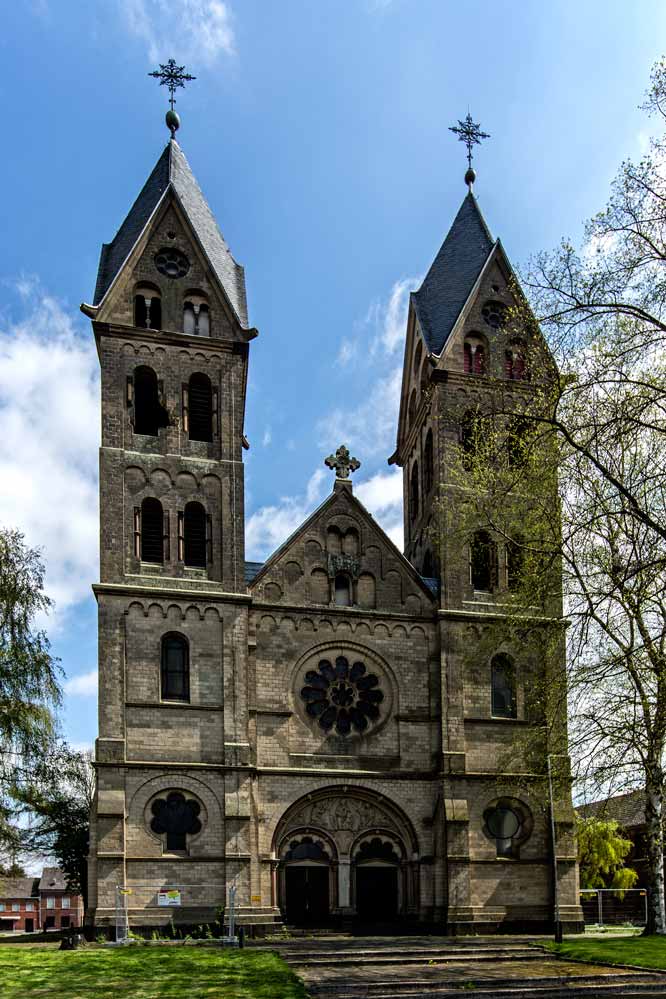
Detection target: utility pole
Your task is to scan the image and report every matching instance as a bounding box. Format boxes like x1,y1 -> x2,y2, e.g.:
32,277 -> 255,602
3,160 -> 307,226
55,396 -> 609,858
547,755 -> 563,943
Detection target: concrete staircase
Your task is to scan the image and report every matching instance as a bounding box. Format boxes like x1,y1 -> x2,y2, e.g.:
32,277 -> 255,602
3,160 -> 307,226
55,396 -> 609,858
256,936 -> 666,998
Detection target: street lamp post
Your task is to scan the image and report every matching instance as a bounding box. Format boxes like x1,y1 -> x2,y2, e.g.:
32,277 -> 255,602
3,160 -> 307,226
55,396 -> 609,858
547,755 -> 563,943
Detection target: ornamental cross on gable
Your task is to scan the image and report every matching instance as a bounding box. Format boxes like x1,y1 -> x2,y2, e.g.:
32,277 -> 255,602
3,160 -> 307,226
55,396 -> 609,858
149,59 -> 196,110
325,445 -> 361,480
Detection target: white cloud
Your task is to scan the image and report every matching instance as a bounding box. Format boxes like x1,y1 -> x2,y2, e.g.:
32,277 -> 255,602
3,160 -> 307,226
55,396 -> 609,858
121,0 -> 235,66
0,290 -> 99,623
317,364 -> 402,457
337,338 -> 358,366
356,468 -> 404,550
64,669 -> 98,697
246,468 -> 328,561
262,426 -> 272,447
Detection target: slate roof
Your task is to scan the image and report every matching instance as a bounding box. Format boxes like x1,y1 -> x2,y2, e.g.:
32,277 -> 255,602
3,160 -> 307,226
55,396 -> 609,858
578,790 -> 646,829
420,576 -> 440,596
0,877 -> 39,899
412,192 -> 495,355
93,140 -> 248,327
38,867 -> 68,892
244,561 -> 264,585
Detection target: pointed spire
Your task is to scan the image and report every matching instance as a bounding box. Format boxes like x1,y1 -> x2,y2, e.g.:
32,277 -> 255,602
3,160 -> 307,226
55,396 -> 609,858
149,59 -> 197,138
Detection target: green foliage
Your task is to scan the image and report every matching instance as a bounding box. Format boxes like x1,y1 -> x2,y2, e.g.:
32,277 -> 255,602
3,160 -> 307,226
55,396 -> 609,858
12,742 -> 94,905
576,815 -> 638,890
545,937 -> 666,968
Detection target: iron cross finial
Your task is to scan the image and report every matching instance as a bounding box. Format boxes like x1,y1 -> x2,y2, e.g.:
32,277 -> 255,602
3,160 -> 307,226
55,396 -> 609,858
149,59 -> 197,137
449,112 -> 490,190
325,445 -> 361,480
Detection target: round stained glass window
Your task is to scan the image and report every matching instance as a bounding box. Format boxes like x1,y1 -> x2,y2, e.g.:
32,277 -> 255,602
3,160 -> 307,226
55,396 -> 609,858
481,300 -> 507,329
155,247 -> 190,279
300,655 -> 384,736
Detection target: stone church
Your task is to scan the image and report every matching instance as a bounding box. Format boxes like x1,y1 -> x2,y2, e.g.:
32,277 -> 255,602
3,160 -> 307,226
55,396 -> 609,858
84,124 -> 583,933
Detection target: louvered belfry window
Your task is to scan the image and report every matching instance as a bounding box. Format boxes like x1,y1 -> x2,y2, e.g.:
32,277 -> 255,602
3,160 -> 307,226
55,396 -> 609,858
132,366 -> 169,436
140,498 -> 164,564
470,530 -> 497,591
188,373 -> 213,442
183,502 -> 208,568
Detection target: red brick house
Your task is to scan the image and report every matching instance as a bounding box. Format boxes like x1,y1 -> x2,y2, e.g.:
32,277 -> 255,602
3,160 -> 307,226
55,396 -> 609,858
0,868 -> 83,933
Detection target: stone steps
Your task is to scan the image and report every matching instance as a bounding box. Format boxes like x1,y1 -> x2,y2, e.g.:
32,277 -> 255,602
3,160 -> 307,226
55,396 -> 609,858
282,948 -> 541,966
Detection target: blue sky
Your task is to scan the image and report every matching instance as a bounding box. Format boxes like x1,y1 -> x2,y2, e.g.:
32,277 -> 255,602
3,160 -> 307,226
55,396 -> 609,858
1,0 -> 664,749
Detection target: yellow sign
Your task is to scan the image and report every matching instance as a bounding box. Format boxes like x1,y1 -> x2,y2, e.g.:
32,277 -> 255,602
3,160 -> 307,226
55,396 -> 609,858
251,895 -> 261,903
119,889 -> 132,895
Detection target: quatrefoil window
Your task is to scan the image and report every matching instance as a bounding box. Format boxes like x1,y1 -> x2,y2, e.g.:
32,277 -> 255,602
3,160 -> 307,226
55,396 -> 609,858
300,656 -> 384,735
155,247 -> 190,279
150,791 -> 201,851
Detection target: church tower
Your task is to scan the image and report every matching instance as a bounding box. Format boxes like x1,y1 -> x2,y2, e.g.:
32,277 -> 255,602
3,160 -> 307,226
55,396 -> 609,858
85,91 -> 257,924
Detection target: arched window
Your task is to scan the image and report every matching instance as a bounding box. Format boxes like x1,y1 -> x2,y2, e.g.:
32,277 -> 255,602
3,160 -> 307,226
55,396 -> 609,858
470,530 -> 497,591
180,501 -> 209,568
422,550 -> 434,578
183,295 -> 210,337
408,389 -> 417,427
131,366 -> 169,437
505,345 -> 528,381
410,462 -> 419,521
413,340 -> 422,376
134,286 -> 162,330
185,373 -> 213,443
461,409 -> 481,466
464,339 -> 485,375
491,654 -> 517,718
138,497 -> 165,564
161,634 -> 190,702
334,573 -> 352,606
507,417 -> 529,468
424,429 -> 434,493
507,536 -> 524,590
483,797 -> 532,859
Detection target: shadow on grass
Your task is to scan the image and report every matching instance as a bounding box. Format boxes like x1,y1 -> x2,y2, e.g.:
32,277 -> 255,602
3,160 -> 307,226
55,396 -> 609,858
0,945 -> 309,999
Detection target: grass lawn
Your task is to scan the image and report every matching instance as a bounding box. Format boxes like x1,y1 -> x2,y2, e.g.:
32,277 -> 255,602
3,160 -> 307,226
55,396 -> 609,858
0,943 -> 309,999
544,936 -> 666,970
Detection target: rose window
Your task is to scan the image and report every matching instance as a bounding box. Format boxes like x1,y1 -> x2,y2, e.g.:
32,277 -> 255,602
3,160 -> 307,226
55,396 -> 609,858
300,655 -> 384,735
481,300 -> 507,329
150,791 -> 202,851
154,247 -> 190,278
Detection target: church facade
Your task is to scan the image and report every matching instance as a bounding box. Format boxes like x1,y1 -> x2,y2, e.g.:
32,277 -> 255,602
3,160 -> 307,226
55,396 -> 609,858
84,131 -> 583,933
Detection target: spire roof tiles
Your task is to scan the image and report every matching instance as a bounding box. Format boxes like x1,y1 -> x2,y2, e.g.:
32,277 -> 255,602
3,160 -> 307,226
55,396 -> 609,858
93,140 -> 248,327
412,191 -> 495,355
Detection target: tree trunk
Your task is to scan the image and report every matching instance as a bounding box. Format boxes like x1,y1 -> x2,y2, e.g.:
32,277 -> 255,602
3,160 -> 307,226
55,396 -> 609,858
644,765 -> 666,935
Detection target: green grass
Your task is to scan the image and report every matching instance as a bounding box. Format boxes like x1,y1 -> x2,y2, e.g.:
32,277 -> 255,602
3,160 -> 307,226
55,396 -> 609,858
543,936 -> 666,970
0,944 -> 309,999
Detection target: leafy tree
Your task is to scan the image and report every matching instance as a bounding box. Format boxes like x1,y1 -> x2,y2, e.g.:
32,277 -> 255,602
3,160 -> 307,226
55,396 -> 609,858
12,744 -> 94,905
0,528 -> 62,853
576,816 -> 638,890
434,57 -> 666,934
0,861 -> 26,877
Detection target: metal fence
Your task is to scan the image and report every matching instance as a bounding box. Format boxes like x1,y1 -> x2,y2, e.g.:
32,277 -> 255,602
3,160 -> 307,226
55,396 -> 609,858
114,884 -> 238,945
579,888 -> 648,927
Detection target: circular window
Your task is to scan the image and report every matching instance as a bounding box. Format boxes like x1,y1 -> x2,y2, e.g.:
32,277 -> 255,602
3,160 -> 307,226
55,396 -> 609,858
481,300 -> 507,329
155,247 -> 190,279
300,655 -> 384,735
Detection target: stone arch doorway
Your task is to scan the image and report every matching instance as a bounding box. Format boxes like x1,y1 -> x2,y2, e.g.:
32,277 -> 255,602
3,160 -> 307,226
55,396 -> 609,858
280,834 -> 336,926
353,835 -> 403,922
273,787 -> 419,923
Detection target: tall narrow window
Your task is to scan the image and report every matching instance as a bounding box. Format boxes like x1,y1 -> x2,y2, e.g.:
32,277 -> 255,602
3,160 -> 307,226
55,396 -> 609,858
408,389 -> 417,427
133,366 -> 169,436
507,417 -> 529,468
188,373 -> 213,442
461,409 -> 481,466
491,654 -> 517,718
183,502 -> 207,568
506,347 -> 528,381
410,462 -> 419,521
507,536 -> 524,590
334,573 -> 352,606
424,429 -> 434,494
161,633 -> 190,702
183,298 -> 210,336
464,339 -> 485,374
470,530 -> 497,591
422,550 -> 434,578
140,498 -> 164,564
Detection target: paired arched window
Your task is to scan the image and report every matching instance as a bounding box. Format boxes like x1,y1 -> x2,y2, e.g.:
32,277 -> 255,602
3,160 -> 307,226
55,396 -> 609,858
423,429 -> 434,494
183,295 -> 210,336
161,633 -> 190,701
178,501 -> 210,568
134,285 -> 162,330
505,345 -> 528,381
182,373 -> 215,443
491,654 -> 517,719
470,530 -> 497,591
129,365 -> 169,437
410,462 -> 420,521
134,497 -> 167,563
464,339 -> 485,375
334,573 -> 352,606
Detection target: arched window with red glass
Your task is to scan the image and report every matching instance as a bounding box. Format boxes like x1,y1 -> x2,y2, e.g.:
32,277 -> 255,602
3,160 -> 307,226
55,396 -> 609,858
464,336 -> 486,375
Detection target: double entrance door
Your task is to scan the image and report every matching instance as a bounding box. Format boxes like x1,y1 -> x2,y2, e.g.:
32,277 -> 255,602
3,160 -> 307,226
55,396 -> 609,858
284,862 -> 399,925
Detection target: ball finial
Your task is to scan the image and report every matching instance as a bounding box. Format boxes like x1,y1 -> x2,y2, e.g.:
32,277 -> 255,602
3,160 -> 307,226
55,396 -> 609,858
166,109 -> 180,136
465,166 -> 476,189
